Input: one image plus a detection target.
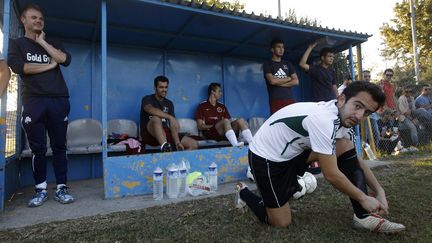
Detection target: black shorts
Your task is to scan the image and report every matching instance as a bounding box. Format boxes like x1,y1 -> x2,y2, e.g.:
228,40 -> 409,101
248,149 -> 311,208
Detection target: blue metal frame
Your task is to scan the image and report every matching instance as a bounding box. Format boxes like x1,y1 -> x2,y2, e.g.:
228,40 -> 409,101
101,0 -> 108,160
348,45 -> 363,157
0,0 -> 11,212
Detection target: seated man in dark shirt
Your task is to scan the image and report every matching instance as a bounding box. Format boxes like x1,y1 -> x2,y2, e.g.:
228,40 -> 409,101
140,75 -> 198,152
195,83 -> 253,147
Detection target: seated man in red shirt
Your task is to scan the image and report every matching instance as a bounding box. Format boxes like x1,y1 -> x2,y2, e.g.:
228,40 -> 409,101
195,83 -> 253,147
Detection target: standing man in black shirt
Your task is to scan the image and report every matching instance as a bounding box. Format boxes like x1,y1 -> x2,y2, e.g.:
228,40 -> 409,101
8,4 -> 74,207
299,41 -> 338,102
263,38 -> 299,114
140,75 -> 198,152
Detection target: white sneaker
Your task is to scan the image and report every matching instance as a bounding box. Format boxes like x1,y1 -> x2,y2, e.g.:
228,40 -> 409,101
407,146 -> 418,152
234,182 -> 248,210
352,214 -> 406,233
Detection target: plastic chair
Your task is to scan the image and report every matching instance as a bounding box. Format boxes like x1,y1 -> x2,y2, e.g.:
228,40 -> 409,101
108,119 -> 138,152
108,119 -> 138,138
21,132 -> 52,158
178,118 -> 199,136
67,119 -> 102,154
248,117 -> 266,136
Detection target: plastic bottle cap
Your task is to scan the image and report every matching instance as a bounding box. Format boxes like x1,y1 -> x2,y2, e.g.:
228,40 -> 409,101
154,166 -> 163,173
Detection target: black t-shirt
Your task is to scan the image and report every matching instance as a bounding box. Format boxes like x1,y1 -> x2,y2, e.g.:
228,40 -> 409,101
140,94 -> 175,129
309,64 -> 336,102
8,37 -> 71,98
263,60 -> 296,100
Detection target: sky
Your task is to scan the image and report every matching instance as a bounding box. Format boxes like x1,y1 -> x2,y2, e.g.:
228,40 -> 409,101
233,0 -> 402,79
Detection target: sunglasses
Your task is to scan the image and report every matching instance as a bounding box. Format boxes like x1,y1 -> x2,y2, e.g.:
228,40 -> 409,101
425,88 -> 431,90
405,90 -> 412,93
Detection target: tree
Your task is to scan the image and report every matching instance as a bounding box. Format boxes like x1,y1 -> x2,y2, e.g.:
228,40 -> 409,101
192,0 -> 245,11
380,0 -> 432,83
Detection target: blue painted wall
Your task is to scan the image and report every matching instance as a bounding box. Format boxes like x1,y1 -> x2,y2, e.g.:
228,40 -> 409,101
16,41 -> 310,190
104,146 -> 249,198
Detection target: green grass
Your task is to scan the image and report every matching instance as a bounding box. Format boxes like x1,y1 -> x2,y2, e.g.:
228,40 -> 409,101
1,156 -> 432,242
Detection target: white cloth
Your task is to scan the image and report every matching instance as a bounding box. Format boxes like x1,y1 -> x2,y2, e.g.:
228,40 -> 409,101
249,100 -> 353,162
0,51 -> 4,60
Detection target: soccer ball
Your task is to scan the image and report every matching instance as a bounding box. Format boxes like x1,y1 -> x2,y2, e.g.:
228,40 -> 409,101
293,176 -> 306,199
302,172 -> 317,194
246,166 -> 255,182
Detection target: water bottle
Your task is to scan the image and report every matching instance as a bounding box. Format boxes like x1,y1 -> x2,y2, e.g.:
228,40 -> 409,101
208,162 -> 218,191
166,163 -> 179,199
363,142 -> 376,160
153,166 -> 163,200
178,161 -> 188,198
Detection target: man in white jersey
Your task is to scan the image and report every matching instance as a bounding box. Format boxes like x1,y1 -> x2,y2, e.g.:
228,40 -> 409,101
235,81 -> 405,233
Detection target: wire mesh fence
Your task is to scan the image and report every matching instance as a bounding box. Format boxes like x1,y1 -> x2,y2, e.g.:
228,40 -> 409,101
361,108 -> 432,159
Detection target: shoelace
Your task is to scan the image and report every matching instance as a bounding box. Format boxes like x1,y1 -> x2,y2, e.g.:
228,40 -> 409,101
366,213 -> 386,232
57,186 -> 70,196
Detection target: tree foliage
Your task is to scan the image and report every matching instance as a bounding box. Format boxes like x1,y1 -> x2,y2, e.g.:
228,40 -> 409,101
380,0 -> 432,83
191,0 -> 245,11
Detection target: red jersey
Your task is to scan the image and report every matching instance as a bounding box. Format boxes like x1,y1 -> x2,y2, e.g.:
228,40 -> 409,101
379,80 -> 396,109
195,100 -> 231,126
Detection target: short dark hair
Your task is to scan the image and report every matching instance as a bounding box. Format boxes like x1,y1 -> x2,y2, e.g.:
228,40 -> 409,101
208,82 -> 221,96
21,4 -> 43,17
384,68 -> 393,74
342,81 -> 386,109
320,47 -> 333,58
271,38 -> 284,48
154,75 -> 169,87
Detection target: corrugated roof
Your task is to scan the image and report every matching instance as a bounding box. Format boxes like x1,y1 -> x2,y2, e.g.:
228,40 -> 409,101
161,0 -> 371,39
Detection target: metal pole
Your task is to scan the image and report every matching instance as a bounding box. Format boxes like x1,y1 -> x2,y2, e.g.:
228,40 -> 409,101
409,0 -> 420,84
278,0 -> 281,18
356,44 -> 362,80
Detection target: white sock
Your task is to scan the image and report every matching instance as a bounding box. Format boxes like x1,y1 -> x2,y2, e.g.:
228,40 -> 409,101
160,142 -> 168,150
57,184 -> 66,190
225,129 -> 240,146
36,181 -> 47,191
241,129 -> 253,143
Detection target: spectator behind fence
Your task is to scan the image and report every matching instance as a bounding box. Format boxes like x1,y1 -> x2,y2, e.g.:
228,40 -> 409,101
359,74 -> 380,146
362,70 -> 371,82
0,51 -> 11,95
195,82 -> 252,147
378,69 -> 397,110
263,38 -> 299,114
377,109 -> 400,154
337,75 -> 353,94
140,75 -> 198,152
299,41 -> 338,102
397,87 -> 418,146
7,4 -> 74,207
415,84 -> 432,115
